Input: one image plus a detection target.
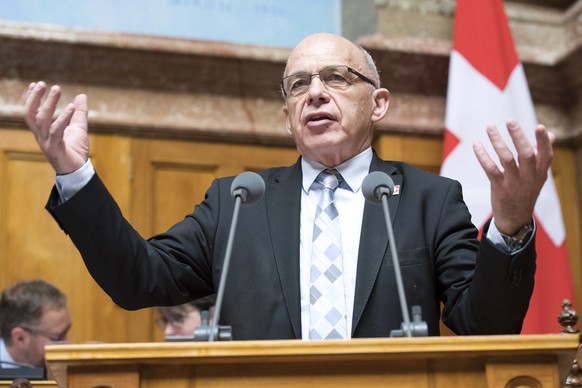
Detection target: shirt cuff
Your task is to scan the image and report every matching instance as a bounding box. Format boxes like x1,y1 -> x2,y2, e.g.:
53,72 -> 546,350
486,218 -> 536,254
55,159 -> 95,202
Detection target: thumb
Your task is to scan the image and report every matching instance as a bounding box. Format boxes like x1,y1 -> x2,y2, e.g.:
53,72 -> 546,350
70,94 -> 88,129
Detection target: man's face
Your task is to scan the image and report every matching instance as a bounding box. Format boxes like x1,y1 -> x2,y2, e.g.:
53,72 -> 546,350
21,306 -> 71,367
158,305 -> 215,337
282,33 -> 389,167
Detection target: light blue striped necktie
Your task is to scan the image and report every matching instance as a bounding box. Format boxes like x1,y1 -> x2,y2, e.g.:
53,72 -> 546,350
309,169 -> 347,340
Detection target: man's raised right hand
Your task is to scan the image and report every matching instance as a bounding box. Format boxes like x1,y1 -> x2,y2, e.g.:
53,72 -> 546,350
23,81 -> 89,175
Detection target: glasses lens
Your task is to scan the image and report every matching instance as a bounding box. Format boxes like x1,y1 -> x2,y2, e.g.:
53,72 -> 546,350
156,313 -> 187,330
283,66 -> 355,97
284,74 -> 309,97
320,66 -> 350,89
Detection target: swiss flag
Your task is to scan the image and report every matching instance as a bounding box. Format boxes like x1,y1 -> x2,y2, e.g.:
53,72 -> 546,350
440,0 -> 575,333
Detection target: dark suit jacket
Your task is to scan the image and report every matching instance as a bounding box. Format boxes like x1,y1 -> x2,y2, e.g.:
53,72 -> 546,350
47,152 -> 536,340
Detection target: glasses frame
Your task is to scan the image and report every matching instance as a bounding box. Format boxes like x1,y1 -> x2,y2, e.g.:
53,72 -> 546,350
20,326 -> 68,342
281,65 -> 377,98
154,311 -> 192,331
155,316 -> 183,331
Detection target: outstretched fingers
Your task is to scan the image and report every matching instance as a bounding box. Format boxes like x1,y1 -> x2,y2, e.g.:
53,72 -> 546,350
472,123 -> 516,185
473,119 -> 554,234
70,94 -> 89,128
47,102 -> 75,147
23,82 -> 46,134
22,82 -> 91,174
489,122 -> 522,176
506,119 -> 538,181
533,124 -> 553,174
38,85 -> 63,136
473,139 -> 500,183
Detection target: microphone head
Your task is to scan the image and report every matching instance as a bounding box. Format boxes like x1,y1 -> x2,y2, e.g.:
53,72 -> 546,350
230,171 -> 266,205
362,171 -> 395,204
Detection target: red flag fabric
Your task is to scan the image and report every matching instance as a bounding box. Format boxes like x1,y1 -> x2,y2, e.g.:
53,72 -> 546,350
440,0 -> 575,333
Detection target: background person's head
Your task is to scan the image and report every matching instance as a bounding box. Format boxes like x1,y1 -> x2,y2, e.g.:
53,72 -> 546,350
282,33 -> 390,168
155,295 -> 215,337
0,279 -> 70,367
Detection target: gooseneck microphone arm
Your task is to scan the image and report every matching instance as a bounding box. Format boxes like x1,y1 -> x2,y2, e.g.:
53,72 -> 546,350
206,171 -> 266,342
362,171 -> 427,338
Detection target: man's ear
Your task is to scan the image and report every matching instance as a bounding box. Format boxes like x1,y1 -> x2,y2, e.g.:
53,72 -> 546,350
371,88 -> 390,123
10,326 -> 29,347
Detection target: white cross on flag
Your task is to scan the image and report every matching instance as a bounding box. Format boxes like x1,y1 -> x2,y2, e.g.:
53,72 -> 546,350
440,0 -> 575,333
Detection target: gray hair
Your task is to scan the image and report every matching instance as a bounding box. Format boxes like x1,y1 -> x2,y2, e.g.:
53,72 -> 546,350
359,46 -> 381,89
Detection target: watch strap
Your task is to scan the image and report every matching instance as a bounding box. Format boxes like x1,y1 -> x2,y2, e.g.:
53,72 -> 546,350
499,222 -> 534,250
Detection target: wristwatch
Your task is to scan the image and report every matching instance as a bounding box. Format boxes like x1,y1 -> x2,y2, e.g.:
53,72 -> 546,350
499,222 -> 533,250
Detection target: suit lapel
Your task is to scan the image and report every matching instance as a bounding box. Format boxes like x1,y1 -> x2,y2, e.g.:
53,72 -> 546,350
352,154 -> 403,333
265,160 -> 303,338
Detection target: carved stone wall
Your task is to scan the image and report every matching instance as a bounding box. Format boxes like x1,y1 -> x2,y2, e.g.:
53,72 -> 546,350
370,0 -> 582,141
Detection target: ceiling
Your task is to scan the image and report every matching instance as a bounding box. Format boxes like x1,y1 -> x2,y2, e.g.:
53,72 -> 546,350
507,0 -> 578,10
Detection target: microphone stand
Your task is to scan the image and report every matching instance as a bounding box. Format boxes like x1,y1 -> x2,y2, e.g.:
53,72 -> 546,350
192,171 -> 265,342
205,189 -> 244,342
369,173 -> 427,338
378,193 -> 413,337
193,310 -> 231,341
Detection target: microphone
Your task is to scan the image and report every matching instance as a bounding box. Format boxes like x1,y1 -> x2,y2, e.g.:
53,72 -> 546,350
230,171 -> 265,205
362,171 -> 427,338
361,171 -> 394,204
205,171 -> 266,341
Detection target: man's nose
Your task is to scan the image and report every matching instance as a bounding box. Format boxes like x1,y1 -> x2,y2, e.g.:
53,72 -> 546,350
307,76 -> 328,102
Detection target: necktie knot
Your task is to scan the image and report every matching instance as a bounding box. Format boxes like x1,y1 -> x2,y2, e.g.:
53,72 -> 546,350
317,169 -> 342,191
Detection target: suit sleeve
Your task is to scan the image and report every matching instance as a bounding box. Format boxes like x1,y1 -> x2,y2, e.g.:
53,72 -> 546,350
436,180 -> 535,334
45,173 -> 219,309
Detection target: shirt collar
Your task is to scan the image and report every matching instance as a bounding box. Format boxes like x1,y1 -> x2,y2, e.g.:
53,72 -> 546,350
0,338 -> 16,367
301,147 -> 373,193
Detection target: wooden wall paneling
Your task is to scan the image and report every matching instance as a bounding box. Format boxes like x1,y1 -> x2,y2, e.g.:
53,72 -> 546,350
0,128 -> 87,344
373,133 -> 443,174
131,137 -> 300,237
81,133 -> 154,343
129,137 -> 299,341
551,148 -> 582,312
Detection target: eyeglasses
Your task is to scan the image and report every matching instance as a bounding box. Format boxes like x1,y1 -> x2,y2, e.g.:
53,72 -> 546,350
20,326 -> 68,342
155,314 -> 189,331
281,65 -> 377,98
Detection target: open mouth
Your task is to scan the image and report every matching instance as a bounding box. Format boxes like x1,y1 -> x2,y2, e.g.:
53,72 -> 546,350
306,113 -> 334,124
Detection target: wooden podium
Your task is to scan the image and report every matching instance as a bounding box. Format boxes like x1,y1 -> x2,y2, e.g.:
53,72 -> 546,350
43,334 -> 579,388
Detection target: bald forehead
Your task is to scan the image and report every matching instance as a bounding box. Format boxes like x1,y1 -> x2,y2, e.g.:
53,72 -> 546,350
285,33 -> 365,75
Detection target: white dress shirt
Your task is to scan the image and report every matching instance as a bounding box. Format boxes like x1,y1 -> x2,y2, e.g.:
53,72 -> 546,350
0,338 -> 17,368
299,148 -> 372,339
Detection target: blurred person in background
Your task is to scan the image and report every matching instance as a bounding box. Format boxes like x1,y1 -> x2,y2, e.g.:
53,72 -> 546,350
155,295 -> 215,338
0,279 -> 71,368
